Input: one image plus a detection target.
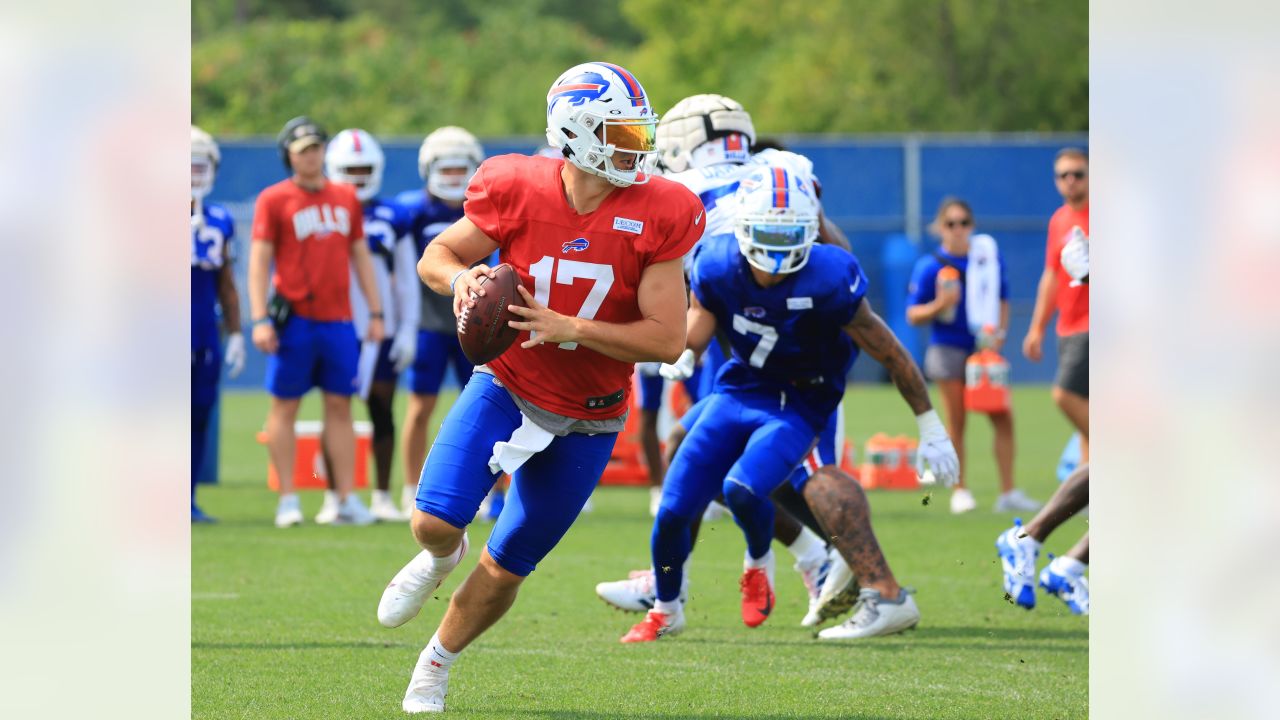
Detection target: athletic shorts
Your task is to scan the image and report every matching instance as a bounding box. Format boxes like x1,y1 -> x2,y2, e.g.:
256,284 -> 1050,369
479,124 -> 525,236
656,391 -> 819,522
636,366 -> 665,412
1055,331 -> 1089,398
407,328 -> 472,396
266,317 -> 359,398
414,373 -> 617,576
924,343 -> 969,382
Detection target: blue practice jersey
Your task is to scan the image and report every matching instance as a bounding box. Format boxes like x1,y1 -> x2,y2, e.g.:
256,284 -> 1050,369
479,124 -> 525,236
363,197 -> 414,272
907,247 -> 1009,352
191,201 -> 235,351
690,235 -> 868,430
395,188 -> 496,333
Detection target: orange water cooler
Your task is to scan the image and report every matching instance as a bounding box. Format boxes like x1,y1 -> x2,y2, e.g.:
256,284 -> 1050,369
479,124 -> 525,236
257,420 -> 372,491
858,433 -> 920,490
964,349 -> 1011,414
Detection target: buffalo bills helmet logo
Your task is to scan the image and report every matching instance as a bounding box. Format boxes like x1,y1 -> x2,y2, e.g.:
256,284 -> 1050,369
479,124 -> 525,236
547,72 -> 611,111
744,306 -> 767,319
562,237 -> 590,253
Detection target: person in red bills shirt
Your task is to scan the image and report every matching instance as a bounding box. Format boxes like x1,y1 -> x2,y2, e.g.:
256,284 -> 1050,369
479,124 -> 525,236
375,62 -> 702,713
247,116 -> 386,529
1023,148 -> 1090,462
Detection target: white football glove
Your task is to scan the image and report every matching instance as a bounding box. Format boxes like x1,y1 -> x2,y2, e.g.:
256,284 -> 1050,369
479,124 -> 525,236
223,332 -> 245,379
388,329 -> 418,374
659,348 -> 696,381
1060,226 -> 1089,286
915,410 -> 960,487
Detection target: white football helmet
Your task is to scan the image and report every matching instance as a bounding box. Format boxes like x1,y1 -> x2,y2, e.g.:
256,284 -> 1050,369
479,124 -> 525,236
325,128 -> 384,202
656,94 -> 756,174
418,126 -> 484,203
191,125 -> 219,200
545,61 -> 658,187
733,164 -> 820,274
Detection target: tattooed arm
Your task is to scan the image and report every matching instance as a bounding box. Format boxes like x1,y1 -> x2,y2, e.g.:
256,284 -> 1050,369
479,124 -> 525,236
844,298 -> 960,485
842,299 -> 932,414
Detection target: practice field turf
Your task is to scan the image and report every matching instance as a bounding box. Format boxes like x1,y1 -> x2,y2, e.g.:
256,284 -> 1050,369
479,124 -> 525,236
194,385 -> 1087,719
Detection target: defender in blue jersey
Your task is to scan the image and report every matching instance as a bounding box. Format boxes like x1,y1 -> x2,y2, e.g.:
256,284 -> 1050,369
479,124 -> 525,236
190,126 -> 244,523
321,128 -> 420,524
620,164 -> 960,644
393,127 -> 491,518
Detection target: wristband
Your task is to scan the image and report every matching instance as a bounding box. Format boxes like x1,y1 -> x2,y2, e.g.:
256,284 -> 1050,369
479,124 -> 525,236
370,311 -> 384,319
915,409 -> 946,440
449,268 -> 468,293
252,317 -> 271,327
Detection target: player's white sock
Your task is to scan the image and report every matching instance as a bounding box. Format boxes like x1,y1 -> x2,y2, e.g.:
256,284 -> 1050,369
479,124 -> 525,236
745,549 -> 774,570
424,631 -> 460,671
1048,555 -> 1086,578
787,526 -> 828,571
654,599 -> 682,615
429,539 -> 466,574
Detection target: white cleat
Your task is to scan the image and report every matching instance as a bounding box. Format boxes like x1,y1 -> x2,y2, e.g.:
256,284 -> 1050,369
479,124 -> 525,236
994,488 -> 1043,513
595,568 -> 688,613
402,648 -> 449,713
314,491 -> 340,525
371,490 -> 408,522
336,493 -> 376,526
802,549 -> 859,627
274,494 -> 303,528
378,533 -> 469,628
817,587 -> 920,640
950,487 -> 977,514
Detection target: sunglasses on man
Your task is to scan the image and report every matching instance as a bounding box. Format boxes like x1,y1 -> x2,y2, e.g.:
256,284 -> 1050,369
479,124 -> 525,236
944,218 -> 973,229
1057,170 -> 1087,180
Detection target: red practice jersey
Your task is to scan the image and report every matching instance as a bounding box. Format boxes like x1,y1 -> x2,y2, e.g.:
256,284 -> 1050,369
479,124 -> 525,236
465,154 -> 703,420
251,179 -> 364,322
1045,203 -> 1090,336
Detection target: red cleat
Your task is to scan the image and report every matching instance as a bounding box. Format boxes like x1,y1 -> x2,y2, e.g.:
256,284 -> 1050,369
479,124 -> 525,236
620,609 -> 684,643
740,567 -> 776,628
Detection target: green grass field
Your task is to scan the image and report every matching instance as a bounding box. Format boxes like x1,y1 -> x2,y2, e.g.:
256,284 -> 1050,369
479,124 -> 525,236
193,385 -> 1087,719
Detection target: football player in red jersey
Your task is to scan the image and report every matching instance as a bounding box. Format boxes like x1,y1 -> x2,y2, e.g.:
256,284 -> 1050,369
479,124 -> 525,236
375,62 -> 703,713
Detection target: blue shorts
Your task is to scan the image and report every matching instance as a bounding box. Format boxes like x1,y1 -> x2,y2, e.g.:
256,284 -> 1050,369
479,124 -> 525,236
637,370 -> 664,412
408,329 -> 472,396
657,391 -> 819,522
266,318 -> 359,398
415,373 -> 617,576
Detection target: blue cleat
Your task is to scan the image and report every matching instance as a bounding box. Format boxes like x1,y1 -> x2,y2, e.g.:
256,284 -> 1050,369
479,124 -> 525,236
995,518 -> 1038,609
1040,559 -> 1090,615
191,504 -> 218,524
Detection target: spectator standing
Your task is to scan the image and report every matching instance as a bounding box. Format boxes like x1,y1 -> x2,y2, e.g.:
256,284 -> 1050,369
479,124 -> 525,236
247,116 -> 384,528
1023,149 -> 1090,462
907,198 -> 1039,514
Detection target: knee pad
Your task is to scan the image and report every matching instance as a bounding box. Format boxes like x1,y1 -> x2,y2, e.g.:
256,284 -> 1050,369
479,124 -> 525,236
367,394 -> 395,441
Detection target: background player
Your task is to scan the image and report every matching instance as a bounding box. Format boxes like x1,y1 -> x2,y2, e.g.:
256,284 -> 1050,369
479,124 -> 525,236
598,94 -> 851,617
191,125 -> 244,523
375,62 -> 703,713
619,165 -> 959,644
248,116 -> 385,528
395,127 -> 486,516
319,128 -> 418,523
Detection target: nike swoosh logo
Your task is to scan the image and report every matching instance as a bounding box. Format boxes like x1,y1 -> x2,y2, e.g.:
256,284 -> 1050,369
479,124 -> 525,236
694,211 -> 703,225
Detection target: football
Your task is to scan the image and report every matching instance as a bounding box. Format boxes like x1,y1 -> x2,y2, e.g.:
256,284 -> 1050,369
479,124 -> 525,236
456,263 -> 526,365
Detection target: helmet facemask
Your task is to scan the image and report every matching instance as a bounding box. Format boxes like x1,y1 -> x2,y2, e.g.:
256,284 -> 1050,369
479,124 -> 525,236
545,62 -> 658,188
733,166 -> 820,275
191,153 -> 216,200
426,158 -> 478,202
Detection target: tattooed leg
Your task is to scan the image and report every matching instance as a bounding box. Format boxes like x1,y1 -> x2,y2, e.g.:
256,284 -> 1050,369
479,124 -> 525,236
801,466 -> 900,597
1023,464 -> 1089,543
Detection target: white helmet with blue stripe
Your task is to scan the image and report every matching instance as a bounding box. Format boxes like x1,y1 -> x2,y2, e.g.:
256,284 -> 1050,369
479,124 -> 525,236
325,128 -> 385,202
733,163 -> 820,274
545,61 -> 658,188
